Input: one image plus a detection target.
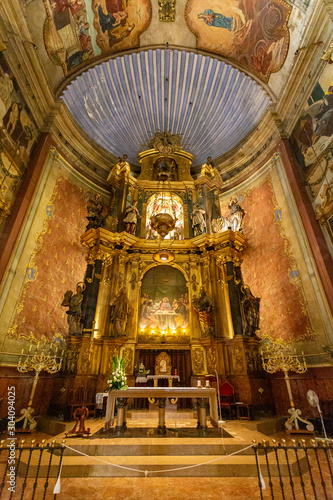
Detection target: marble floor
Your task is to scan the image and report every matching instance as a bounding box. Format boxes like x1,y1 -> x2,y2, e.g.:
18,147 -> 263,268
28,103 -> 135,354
1,414 -> 332,500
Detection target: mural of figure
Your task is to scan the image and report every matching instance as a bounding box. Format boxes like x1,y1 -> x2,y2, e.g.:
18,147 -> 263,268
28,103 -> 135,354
110,286 -> 130,337
61,283 -> 84,335
191,203 -> 206,236
123,200 -> 140,234
198,9 -> 233,30
192,287 -> 214,337
0,72 -> 14,125
229,197 -> 245,232
241,285 -> 260,336
96,0 -> 135,47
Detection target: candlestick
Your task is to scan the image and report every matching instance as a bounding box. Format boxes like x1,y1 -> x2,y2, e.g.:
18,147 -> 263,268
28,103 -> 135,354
206,380 -> 210,388
197,380 -> 202,388
261,342 -> 313,432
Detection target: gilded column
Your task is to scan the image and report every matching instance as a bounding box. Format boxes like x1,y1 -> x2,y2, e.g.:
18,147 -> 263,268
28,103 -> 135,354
93,255 -> 114,338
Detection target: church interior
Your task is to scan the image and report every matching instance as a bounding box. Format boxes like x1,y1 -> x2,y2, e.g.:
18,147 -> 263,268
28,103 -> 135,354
0,0 -> 333,498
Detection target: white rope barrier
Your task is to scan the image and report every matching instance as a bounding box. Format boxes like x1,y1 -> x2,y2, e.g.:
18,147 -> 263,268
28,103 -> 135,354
61,442 -> 254,475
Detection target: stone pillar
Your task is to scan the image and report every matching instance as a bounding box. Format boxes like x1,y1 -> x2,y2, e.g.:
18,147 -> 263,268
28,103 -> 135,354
198,398 -> 208,435
157,398 -> 166,434
115,397 -> 127,433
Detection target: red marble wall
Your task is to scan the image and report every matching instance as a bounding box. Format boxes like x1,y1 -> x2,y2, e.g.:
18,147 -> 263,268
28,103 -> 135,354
11,176 -> 88,341
222,177 -> 313,343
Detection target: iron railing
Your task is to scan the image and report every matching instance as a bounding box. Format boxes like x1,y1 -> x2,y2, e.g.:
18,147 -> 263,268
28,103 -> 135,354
0,439 -> 65,500
253,439 -> 333,500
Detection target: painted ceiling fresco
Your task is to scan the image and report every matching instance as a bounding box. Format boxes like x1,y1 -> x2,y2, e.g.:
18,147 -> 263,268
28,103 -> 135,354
185,0 -> 291,82
62,49 -> 270,165
291,64 -> 333,171
42,0 -> 151,75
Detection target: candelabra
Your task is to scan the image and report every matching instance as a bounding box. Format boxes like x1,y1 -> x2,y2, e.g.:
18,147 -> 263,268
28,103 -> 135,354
261,343 -> 314,433
16,343 -> 64,430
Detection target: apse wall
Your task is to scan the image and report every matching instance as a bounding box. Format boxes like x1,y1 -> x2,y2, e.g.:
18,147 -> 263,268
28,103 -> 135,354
0,149 -> 106,417
219,149 -> 333,416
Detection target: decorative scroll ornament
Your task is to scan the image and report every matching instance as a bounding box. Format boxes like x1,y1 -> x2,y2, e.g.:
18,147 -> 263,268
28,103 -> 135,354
158,0 -> 175,22
148,132 -> 182,155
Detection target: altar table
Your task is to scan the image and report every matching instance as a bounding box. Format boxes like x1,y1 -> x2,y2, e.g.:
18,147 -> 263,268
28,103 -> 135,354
104,387 -> 218,434
146,374 -> 180,387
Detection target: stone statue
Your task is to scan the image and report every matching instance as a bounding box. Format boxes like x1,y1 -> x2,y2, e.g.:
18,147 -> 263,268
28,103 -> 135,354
191,203 -> 206,236
240,285 -> 260,336
110,286 -> 130,337
229,197 -> 245,232
107,154 -> 131,184
192,286 -> 214,337
86,193 -> 104,230
61,283 -> 84,336
201,156 -> 215,177
123,200 -> 141,234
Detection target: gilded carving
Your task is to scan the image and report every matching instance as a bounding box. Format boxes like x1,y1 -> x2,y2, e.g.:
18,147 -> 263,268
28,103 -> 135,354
206,346 -> 217,374
158,0 -> 175,22
122,347 -> 134,375
232,345 -> 245,374
155,351 -> 172,374
245,345 -> 261,374
192,347 -> 205,373
80,343 -> 94,374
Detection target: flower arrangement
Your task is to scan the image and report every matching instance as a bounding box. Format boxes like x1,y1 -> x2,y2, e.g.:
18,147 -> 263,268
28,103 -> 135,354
106,355 -> 128,391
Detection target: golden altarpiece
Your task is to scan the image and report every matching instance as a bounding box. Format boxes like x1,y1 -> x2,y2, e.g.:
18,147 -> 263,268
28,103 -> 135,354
60,144 -> 271,414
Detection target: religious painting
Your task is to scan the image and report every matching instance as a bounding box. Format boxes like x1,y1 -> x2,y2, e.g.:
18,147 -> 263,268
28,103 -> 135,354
0,53 -> 38,220
185,0 -> 291,82
145,192 -> 184,239
92,0 -> 152,55
139,266 -> 189,332
290,65 -> 333,171
42,0 -> 95,75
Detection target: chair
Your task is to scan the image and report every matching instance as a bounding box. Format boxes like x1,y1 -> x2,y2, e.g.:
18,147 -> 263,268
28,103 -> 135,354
218,382 -> 237,420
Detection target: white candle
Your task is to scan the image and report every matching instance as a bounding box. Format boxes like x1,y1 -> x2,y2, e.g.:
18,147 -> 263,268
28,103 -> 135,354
206,380 -> 210,388
197,380 -> 201,388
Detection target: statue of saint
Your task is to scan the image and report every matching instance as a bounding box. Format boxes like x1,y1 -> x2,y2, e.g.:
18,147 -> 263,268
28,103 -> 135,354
86,193 -> 104,230
61,283 -> 84,336
110,286 -> 130,337
201,156 -> 215,177
107,154 -> 131,183
241,285 -> 260,336
229,197 -> 245,232
191,203 -> 206,236
123,200 -> 141,234
192,287 -> 214,337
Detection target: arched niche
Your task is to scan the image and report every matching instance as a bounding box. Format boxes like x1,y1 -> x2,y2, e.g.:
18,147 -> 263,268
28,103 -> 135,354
139,265 -> 189,332
145,192 -> 184,240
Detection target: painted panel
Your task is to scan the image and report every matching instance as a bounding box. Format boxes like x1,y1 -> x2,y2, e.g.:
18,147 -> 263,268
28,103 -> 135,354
42,0 -> 152,75
185,0 -> 291,82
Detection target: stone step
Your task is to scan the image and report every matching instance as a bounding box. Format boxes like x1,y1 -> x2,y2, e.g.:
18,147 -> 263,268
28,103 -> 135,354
19,450 -> 308,478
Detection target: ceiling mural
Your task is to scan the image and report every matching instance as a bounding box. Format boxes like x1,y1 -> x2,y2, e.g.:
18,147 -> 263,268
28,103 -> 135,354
42,0 -> 152,75
185,0 -> 291,82
62,49 -> 270,165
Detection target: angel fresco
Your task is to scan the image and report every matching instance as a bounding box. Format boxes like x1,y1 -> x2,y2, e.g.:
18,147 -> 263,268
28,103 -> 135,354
186,0 -> 291,82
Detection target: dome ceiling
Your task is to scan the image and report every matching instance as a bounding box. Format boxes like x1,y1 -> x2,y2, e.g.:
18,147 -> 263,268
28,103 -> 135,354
62,49 -> 271,166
